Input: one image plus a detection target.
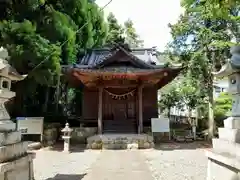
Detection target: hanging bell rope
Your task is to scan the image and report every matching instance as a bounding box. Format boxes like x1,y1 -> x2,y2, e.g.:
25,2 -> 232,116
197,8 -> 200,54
104,88 -> 136,100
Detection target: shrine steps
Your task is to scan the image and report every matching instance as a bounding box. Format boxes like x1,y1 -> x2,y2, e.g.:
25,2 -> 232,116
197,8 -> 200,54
103,120 -> 137,134
87,134 -> 154,150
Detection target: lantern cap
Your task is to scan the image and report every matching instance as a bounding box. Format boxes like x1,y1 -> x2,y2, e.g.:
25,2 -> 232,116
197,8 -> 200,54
61,123 -> 73,132
212,46 -> 240,77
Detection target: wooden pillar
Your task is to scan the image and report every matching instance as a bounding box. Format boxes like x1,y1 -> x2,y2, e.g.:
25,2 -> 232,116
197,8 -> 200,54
98,87 -> 103,134
138,85 -> 143,134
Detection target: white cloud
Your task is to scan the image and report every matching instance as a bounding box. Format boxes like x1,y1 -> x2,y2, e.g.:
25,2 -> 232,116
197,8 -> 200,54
96,0 -> 184,51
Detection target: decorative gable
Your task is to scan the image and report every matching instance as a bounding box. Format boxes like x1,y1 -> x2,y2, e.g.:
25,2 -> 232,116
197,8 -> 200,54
92,44 -> 154,69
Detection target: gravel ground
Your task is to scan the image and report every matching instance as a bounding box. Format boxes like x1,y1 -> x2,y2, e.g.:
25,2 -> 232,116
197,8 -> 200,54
142,142 -> 210,180
33,147 -> 101,180
33,142 -> 210,180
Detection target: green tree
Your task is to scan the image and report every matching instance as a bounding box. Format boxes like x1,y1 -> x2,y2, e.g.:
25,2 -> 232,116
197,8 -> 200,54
159,83 -> 181,117
178,79 -> 202,124
123,19 -> 144,48
214,92 -> 232,127
105,12 -> 124,45
0,0 -> 109,118
168,0 -> 239,138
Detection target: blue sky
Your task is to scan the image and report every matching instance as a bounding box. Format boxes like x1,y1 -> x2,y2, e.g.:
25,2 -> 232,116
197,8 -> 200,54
96,0 -> 184,51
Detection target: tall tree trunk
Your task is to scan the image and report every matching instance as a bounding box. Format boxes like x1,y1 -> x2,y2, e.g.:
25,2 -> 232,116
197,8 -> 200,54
43,87 -> 49,114
188,107 -> 192,125
64,83 -> 69,116
204,42 -> 215,139
168,107 -> 171,118
208,84 -> 215,139
55,75 -> 60,113
195,106 -> 199,127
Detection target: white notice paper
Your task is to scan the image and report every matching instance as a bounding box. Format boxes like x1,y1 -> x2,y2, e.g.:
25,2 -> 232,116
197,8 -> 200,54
16,117 -> 44,141
151,117 -> 170,133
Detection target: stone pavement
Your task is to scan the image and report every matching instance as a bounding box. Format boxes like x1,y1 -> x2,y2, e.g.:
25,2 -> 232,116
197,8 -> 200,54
83,150 -> 154,180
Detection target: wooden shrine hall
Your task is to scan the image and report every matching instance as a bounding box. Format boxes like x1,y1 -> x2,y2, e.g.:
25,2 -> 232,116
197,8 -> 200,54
63,44 -> 183,134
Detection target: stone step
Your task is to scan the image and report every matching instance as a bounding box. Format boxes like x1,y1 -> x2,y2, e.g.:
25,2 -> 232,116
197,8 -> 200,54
103,129 -> 137,133
0,142 -> 28,163
218,128 -> 240,143
103,122 -> 137,126
87,134 -> 154,149
104,128 -> 137,132
0,131 -> 21,146
212,138 -> 240,157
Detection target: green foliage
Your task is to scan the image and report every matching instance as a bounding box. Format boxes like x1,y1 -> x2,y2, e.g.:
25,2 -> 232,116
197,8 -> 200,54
105,13 -> 144,47
159,82 -> 181,116
178,79 -> 203,109
0,0 -> 109,118
123,19 -> 144,48
214,92 -> 232,122
181,0 -> 240,21
0,20 -> 61,86
106,12 -> 124,45
159,77 -> 204,118
168,0 -> 239,137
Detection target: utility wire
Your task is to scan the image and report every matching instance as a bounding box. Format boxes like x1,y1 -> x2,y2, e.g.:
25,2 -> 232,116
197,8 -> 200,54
28,0 -> 114,76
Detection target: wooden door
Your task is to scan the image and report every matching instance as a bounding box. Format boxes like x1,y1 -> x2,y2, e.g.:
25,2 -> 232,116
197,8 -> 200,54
102,88 -> 136,121
113,100 -> 127,121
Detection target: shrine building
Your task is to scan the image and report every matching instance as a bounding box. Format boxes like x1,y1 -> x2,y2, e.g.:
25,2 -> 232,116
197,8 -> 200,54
63,44 -> 183,134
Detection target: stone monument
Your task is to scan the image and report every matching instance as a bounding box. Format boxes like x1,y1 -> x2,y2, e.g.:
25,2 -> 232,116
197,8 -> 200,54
0,47 -> 35,180
206,45 -> 240,180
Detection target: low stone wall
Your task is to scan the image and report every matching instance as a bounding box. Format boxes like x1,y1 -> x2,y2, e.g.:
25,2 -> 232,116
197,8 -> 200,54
43,125 -> 97,145
71,127 -> 98,144
87,134 -> 154,150
43,123 -> 61,146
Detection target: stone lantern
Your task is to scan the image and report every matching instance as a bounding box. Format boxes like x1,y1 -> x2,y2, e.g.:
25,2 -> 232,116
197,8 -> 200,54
0,47 -> 35,180
61,123 -> 73,153
206,46 -> 240,180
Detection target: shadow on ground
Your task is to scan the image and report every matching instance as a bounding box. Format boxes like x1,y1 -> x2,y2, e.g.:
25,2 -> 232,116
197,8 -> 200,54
154,141 -> 212,151
45,173 -> 87,180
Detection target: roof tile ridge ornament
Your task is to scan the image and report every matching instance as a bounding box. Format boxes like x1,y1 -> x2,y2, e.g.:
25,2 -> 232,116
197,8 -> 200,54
213,46 -> 240,78
112,42 -> 156,69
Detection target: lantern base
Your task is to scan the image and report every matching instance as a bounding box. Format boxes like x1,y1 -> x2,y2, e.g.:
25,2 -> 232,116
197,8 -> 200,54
0,123 -> 35,180
206,117 -> 240,180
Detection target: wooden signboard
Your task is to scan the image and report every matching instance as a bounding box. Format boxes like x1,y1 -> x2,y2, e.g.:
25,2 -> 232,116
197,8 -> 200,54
16,117 -> 44,142
151,117 -> 170,140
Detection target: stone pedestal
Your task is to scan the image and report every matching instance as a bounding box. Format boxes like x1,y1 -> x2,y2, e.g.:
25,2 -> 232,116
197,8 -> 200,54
206,117 -> 240,180
62,136 -> 70,153
0,129 -> 35,180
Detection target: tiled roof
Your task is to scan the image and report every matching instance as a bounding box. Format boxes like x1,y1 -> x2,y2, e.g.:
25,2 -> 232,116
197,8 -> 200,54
78,47 -> 162,67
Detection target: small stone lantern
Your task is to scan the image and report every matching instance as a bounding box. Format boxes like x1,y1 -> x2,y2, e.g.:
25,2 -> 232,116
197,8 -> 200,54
61,123 -> 73,153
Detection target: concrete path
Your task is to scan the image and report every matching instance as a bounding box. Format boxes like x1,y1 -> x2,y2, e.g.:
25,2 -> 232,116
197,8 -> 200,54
83,150 -> 154,180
